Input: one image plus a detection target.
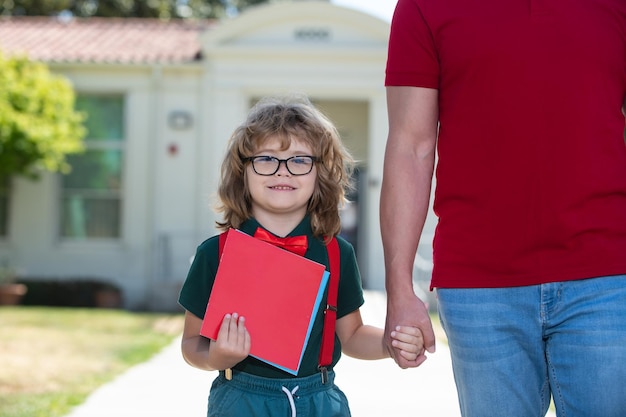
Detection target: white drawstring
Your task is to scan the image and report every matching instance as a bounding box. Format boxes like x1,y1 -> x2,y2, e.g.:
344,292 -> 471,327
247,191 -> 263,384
281,385 -> 300,417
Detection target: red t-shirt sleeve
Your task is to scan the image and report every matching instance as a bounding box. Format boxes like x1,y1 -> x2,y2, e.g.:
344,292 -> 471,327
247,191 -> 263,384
385,0 -> 439,88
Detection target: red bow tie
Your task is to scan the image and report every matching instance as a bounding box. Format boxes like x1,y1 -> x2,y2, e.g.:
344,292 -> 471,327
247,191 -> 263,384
253,227 -> 308,256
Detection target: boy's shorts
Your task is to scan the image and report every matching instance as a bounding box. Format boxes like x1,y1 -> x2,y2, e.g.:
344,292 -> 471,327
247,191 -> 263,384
207,370 -> 351,417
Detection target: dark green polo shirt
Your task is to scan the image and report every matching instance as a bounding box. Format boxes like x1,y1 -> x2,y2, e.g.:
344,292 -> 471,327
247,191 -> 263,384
178,216 -> 365,378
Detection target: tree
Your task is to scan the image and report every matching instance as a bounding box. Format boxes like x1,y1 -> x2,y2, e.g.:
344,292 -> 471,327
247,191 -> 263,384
0,51 -> 85,181
0,0 -> 272,19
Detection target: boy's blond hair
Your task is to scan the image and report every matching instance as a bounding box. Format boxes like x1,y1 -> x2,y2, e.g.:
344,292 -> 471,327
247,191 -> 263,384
215,94 -> 355,240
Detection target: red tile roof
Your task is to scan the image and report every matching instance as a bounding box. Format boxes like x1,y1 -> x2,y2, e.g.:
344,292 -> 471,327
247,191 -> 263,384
0,16 -> 217,64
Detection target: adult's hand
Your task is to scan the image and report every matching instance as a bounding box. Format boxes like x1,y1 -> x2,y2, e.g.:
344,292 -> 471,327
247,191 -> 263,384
384,290 -> 435,368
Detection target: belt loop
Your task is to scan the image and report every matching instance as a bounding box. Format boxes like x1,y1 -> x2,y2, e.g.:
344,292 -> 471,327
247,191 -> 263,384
224,368 -> 232,380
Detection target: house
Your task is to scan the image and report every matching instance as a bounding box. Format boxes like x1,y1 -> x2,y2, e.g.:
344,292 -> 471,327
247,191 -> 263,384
0,1 -> 437,310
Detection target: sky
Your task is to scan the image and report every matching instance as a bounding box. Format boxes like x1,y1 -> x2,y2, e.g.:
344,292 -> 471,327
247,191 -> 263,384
331,0 -> 398,22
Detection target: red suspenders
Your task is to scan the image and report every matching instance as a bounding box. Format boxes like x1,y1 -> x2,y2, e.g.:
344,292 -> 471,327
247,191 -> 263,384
218,231 -> 340,383
318,236 -> 339,383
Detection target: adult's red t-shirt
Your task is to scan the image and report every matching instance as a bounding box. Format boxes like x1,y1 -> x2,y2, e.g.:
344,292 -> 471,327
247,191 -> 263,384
386,0 -> 626,288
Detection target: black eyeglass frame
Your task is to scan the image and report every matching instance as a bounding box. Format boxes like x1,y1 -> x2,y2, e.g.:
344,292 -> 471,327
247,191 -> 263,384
244,155 -> 318,176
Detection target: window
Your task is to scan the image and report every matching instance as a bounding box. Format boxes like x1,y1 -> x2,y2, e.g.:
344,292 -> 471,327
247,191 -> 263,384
60,95 -> 124,239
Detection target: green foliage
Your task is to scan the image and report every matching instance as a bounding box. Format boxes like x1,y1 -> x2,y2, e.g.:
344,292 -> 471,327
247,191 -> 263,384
0,51 -> 85,180
0,0 -> 271,19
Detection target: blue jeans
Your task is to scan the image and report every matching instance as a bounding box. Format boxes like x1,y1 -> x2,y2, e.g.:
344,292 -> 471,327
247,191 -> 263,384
437,275 -> 626,417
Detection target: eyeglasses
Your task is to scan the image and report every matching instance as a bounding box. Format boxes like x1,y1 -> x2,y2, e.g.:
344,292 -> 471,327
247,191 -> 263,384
245,155 -> 318,176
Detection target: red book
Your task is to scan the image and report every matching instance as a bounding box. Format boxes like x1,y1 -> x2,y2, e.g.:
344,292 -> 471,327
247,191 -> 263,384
200,228 -> 329,374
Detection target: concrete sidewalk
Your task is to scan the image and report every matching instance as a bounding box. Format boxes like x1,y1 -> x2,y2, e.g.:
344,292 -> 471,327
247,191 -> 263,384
62,291 -> 554,417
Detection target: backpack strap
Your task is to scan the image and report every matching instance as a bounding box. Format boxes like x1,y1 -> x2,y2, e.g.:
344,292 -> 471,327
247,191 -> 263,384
218,231 -> 341,383
318,236 -> 340,384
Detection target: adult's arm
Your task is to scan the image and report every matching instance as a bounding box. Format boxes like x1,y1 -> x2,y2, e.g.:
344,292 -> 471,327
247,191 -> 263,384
380,86 -> 439,368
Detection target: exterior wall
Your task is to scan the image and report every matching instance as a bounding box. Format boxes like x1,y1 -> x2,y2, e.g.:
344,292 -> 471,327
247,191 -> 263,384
0,2 -> 437,310
4,64 -> 207,310
198,1 -> 396,293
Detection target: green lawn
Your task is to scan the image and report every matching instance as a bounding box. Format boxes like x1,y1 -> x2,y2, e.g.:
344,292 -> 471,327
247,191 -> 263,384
0,306 -> 184,417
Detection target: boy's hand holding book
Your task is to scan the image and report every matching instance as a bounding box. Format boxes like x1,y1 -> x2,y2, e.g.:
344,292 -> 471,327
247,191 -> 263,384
207,312 -> 251,370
